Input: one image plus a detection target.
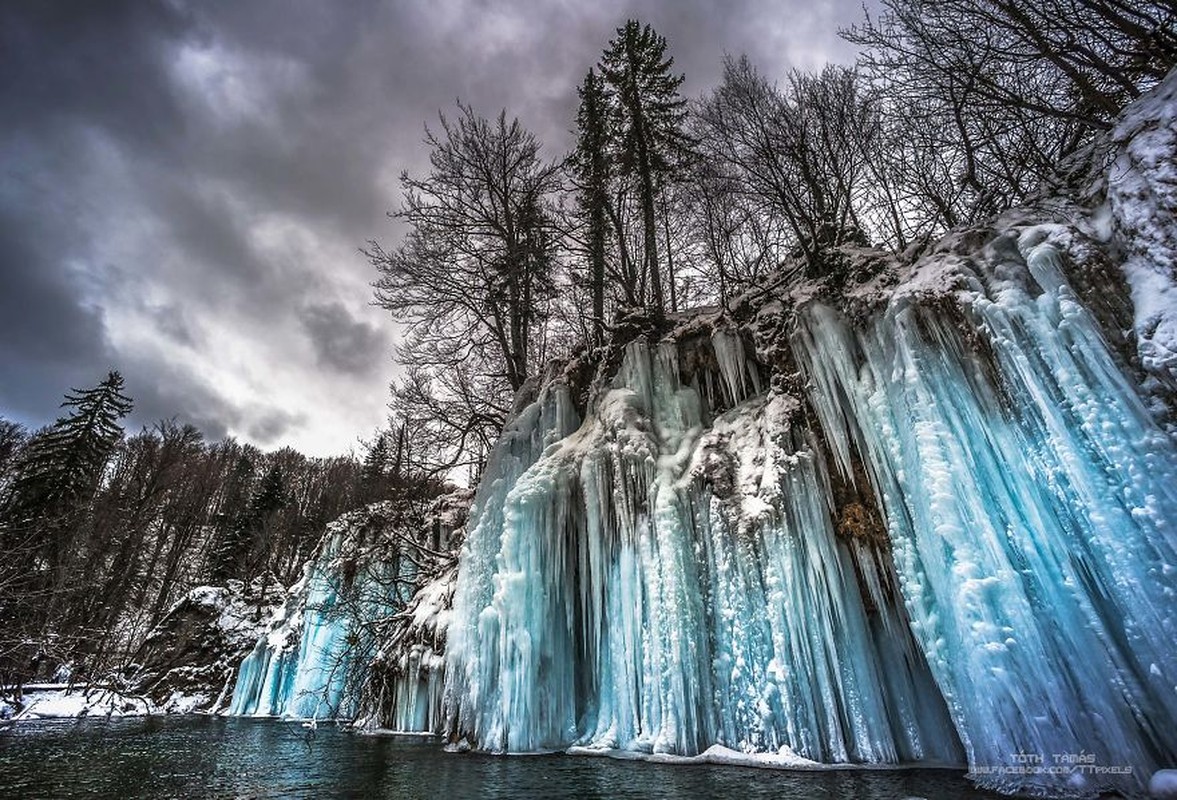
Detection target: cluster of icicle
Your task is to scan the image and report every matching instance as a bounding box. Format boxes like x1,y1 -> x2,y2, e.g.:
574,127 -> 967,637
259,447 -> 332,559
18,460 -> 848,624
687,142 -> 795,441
442,226 -> 1177,796
360,563 -> 455,733
445,326 -> 961,763
794,229 -> 1177,796
228,506 -> 417,720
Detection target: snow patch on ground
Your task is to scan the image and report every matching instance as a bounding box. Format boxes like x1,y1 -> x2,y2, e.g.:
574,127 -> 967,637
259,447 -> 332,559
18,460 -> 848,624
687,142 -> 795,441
567,742 -> 923,771
8,686 -> 158,720
1151,769 -> 1177,799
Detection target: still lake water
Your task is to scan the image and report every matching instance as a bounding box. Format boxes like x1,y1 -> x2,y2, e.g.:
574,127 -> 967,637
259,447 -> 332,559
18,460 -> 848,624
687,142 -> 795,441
0,716 -> 1004,799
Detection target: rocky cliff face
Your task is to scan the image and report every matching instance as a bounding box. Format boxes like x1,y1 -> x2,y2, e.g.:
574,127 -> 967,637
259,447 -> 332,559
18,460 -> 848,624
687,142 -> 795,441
132,578 -> 285,713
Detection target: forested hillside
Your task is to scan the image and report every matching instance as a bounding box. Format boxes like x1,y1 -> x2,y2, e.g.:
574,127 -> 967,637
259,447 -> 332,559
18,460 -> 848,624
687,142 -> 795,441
0,373 -> 441,688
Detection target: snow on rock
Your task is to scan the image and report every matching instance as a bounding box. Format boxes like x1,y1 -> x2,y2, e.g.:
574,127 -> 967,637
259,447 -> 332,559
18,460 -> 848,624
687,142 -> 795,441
566,742 -> 823,770
693,743 -> 822,770
1107,69 -> 1177,386
131,577 -> 285,715
8,686 -> 157,720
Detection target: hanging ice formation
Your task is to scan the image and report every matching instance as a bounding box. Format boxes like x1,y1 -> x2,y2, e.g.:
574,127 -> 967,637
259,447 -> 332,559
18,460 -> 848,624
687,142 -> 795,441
445,326 -> 963,762
228,502 -> 455,723
790,227 -> 1177,796
442,77 -> 1177,798
360,562 -> 457,733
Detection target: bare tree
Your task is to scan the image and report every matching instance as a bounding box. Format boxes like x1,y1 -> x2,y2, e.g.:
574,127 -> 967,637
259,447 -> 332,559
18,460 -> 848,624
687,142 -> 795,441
371,104 -> 561,393
693,58 -> 879,278
369,104 -> 562,478
844,0 -> 1176,227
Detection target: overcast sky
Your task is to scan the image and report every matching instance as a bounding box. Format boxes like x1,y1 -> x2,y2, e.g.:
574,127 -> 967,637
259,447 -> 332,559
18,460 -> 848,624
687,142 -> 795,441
0,0 -> 869,457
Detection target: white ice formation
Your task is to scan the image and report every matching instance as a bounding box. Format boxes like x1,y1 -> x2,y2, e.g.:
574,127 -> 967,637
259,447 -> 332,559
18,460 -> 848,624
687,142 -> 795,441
228,70 -> 1177,799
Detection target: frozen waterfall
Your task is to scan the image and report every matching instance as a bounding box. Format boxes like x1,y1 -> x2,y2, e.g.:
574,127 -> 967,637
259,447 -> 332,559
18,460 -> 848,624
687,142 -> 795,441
443,330 -> 961,763
228,508 -> 419,720
442,226 -> 1177,796
793,228 -> 1177,795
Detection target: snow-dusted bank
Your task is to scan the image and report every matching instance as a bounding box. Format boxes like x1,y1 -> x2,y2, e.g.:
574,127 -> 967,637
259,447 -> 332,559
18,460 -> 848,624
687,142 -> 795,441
1,579 -> 284,721
1,684 -> 155,721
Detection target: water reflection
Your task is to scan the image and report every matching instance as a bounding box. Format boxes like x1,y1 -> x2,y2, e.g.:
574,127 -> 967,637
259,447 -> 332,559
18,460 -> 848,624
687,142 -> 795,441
0,717 -> 1002,799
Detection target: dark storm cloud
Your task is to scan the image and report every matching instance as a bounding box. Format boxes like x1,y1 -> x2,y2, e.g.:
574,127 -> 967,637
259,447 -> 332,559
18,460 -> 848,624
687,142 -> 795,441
299,301 -> 388,376
0,0 -> 182,425
0,0 -> 868,454
0,210 -> 110,365
245,408 -> 307,446
0,2 -> 189,149
0,179 -> 114,424
120,358 -> 236,444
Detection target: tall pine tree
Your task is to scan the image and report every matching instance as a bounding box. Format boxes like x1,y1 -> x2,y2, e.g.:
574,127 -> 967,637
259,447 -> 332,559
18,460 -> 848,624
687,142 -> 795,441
2,371 -> 132,578
4,372 -> 133,528
571,68 -> 612,345
599,20 -> 689,315
360,430 -> 392,503
0,372 -> 133,667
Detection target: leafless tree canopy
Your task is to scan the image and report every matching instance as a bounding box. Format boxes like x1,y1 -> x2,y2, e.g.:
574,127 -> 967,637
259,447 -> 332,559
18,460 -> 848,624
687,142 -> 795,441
369,105 -> 562,478
366,7 -> 1174,481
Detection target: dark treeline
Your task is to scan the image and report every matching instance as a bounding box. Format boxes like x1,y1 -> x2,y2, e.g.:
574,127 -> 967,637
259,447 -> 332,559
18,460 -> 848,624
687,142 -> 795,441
0,372 -> 436,687
369,2 -> 1175,479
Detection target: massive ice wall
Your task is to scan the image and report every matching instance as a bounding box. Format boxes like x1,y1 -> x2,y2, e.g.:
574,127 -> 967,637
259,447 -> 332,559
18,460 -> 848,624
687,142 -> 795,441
792,228 -> 1177,795
441,71 -> 1177,797
221,71 -> 1177,796
443,330 -> 962,763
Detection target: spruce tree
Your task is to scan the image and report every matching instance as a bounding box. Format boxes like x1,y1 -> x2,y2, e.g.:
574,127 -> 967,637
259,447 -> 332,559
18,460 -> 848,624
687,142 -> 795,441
4,371 -> 133,526
242,464 -> 287,578
361,431 -> 390,496
0,372 -> 133,659
361,428 -> 410,501
206,460 -> 288,584
571,68 -> 612,345
206,451 -> 257,584
599,20 -> 689,315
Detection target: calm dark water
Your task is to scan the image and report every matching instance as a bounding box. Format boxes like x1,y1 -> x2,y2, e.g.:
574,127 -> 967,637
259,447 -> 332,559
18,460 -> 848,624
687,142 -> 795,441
0,716 -> 1003,799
